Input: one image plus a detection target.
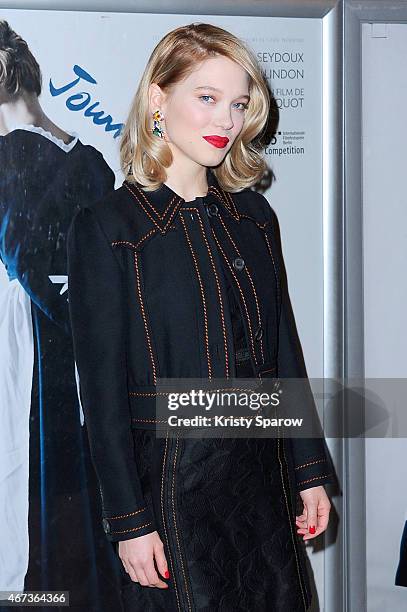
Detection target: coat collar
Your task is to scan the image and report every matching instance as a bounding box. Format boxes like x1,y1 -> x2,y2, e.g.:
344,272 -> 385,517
123,167 -> 241,235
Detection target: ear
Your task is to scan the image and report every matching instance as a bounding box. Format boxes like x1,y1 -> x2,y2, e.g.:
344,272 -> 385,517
148,82 -> 167,116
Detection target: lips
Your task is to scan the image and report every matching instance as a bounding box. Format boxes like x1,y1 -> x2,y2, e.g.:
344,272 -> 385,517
203,135 -> 230,149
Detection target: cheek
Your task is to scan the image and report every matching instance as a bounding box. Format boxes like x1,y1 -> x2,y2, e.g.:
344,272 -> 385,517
229,114 -> 246,141
235,112 -> 246,131
167,102 -> 208,137
186,102 -> 212,129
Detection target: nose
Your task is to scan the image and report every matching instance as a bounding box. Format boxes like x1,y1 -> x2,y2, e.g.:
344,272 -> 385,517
214,103 -> 234,132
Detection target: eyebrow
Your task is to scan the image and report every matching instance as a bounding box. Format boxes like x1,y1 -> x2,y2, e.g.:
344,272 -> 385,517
193,86 -> 250,101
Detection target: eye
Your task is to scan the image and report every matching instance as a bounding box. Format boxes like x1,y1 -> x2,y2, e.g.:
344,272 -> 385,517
199,95 -> 248,111
199,95 -> 215,104
233,102 -> 249,111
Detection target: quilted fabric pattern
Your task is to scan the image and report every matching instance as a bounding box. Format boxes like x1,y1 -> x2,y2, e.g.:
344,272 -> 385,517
116,432 -> 311,611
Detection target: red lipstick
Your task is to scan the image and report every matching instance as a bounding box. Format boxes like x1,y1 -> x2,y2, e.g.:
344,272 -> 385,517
203,135 -> 229,149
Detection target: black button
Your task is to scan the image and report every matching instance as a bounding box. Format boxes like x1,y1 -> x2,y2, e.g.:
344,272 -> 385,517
254,326 -> 263,341
206,203 -> 219,217
102,518 -> 111,534
232,257 -> 245,271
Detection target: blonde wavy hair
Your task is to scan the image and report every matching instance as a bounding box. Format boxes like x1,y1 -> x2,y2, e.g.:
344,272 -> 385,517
0,20 -> 42,96
120,22 -> 270,192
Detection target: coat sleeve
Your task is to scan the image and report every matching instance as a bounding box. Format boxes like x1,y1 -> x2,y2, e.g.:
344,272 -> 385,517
262,198 -> 334,492
66,206 -> 157,542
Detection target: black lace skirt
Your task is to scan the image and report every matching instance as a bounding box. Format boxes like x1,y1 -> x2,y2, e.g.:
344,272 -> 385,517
114,426 -> 311,612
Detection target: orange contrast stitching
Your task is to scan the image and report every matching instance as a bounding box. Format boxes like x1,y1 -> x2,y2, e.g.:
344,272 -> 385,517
110,522 -> 152,534
179,211 -> 212,379
172,436 -> 192,611
297,474 -> 333,486
135,227 -> 160,250
134,251 -> 157,385
207,186 -> 231,213
131,412 -> 262,423
218,215 -> 264,364
129,391 -> 171,397
129,387 -> 258,396
111,240 -> 138,249
224,190 -> 241,219
295,458 -> 326,471
277,430 -> 308,610
161,431 -> 181,611
132,418 -> 168,423
263,231 -> 280,305
259,367 -> 276,375
124,183 -> 162,230
111,227 -> 159,252
211,229 -> 258,367
207,185 -> 240,219
134,185 -> 178,221
107,507 -> 146,520
239,213 -> 268,229
124,182 -> 182,234
195,209 -> 230,378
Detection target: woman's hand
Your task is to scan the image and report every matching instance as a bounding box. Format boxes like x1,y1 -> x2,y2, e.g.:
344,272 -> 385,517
295,485 -> 331,541
118,531 -> 170,588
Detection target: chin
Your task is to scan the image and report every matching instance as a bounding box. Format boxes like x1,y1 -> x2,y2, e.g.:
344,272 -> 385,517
203,149 -> 228,163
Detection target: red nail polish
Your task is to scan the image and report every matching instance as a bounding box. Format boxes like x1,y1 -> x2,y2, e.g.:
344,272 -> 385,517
164,570 -> 170,579
309,525 -> 316,534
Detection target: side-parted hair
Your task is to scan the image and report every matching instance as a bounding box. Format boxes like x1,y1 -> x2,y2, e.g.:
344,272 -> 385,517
0,20 -> 42,97
120,22 -> 270,192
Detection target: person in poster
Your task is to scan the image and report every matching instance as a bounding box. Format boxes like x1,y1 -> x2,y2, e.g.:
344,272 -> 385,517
395,516 -> 407,587
67,22 -> 334,611
0,19 -> 122,610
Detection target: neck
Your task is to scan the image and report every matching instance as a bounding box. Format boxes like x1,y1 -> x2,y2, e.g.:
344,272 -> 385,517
0,91 -> 73,145
163,157 -> 209,202
0,92 -> 46,135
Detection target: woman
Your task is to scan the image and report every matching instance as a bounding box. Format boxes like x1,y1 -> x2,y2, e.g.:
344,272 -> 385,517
0,19 -> 122,610
67,22 -> 333,611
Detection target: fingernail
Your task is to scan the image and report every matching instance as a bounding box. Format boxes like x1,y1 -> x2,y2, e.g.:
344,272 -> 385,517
309,525 -> 316,534
164,570 -> 170,579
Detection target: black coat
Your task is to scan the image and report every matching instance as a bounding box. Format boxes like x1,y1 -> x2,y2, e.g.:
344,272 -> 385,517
67,167 -> 334,611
